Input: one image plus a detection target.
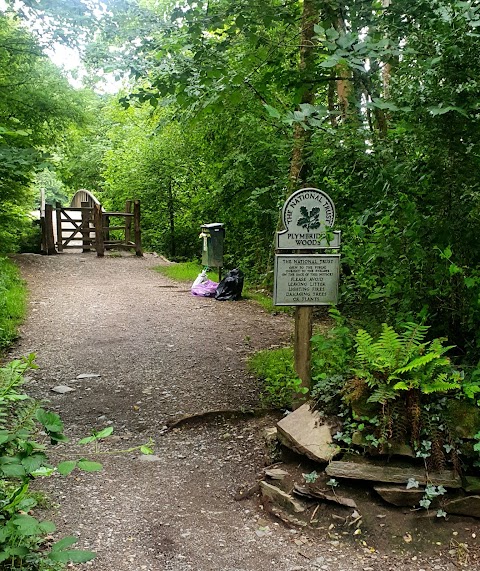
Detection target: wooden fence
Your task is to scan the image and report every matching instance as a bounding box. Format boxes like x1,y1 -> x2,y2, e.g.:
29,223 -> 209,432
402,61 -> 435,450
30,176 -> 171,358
41,199 -> 142,257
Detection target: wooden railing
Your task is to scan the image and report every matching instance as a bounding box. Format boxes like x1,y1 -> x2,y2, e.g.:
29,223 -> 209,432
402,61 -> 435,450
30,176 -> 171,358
40,199 -> 142,257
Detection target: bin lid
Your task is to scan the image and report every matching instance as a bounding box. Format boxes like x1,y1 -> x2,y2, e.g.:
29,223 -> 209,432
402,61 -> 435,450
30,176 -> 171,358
201,223 -> 224,229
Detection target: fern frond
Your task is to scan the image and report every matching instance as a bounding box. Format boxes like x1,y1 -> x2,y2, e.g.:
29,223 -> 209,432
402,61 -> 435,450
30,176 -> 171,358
376,324 -> 402,354
422,372 -> 460,394
401,322 -> 430,349
394,352 -> 439,374
355,329 -> 374,363
367,385 -> 397,404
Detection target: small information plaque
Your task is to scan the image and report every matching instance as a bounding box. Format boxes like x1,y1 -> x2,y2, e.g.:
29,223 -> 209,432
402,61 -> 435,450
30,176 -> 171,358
274,254 -> 340,306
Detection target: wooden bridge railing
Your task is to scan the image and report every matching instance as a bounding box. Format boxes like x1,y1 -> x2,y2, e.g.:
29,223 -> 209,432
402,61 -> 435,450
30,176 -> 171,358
40,199 -> 142,257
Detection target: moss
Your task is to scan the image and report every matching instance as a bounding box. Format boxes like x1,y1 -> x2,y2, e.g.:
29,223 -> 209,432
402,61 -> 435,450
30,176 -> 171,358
446,399 -> 480,439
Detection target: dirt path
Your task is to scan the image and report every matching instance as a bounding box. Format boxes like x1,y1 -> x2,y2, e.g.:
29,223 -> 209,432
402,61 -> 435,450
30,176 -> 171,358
11,253 -> 468,571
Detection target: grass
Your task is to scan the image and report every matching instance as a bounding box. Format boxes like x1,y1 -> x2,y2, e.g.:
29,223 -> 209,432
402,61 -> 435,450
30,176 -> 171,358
247,346 -> 302,408
154,261 -> 203,283
0,257 -> 27,351
154,262 -> 292,313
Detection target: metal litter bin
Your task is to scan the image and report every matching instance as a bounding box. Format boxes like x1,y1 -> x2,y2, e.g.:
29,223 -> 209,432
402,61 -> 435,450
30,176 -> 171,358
200,223 -> 225,276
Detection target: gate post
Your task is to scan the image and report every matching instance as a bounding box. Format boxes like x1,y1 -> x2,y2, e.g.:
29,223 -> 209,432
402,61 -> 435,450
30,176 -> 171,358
81,201 -> 91,253
43,204 -> 56,255
125,200 -> 132,244
55,202 -> 63,253
94,203 -> 105,257
133,200 -> 142,257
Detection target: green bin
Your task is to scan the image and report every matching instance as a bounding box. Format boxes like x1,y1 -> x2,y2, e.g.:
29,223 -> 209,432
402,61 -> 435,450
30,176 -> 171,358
200,223 -> 225,268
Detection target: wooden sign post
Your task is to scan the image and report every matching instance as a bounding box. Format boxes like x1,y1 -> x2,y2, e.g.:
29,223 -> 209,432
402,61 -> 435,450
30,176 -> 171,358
274,188 -> 341,403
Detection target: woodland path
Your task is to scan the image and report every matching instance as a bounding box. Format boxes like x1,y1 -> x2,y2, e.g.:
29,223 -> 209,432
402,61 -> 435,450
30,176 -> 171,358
11,253 -> 460,571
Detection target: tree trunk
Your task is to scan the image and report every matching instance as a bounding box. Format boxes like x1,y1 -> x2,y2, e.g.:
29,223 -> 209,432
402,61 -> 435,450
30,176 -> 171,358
288,0 -> 320,192
288,0 -> 321,402
167,179 -> 176,258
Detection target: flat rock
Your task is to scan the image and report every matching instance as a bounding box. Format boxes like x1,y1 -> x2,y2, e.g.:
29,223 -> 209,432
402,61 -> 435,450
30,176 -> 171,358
260,481 -> 306,514
264,468 -> 289,480
293,484 -> 357,508
138,454 -> 161,463
326,461 -> 462,488
374,485 -> 425,507
276,404 -> 340,463
76,373 -> 101,379
445,496 -> 480,518
51,385 -> 75,394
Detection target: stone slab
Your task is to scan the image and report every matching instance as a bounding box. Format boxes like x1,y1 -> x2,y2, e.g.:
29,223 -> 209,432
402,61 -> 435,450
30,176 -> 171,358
51,385 -> 75,394
326,461 -> 462,488
445,496 -> 480,518
374,485 -> 425,507
260,481 -> 306,514
276,404 -> 340,463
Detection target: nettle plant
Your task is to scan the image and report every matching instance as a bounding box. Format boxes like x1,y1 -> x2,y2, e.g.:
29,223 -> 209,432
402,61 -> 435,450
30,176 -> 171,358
0,354 -> 98,569
0,354 -> 152,569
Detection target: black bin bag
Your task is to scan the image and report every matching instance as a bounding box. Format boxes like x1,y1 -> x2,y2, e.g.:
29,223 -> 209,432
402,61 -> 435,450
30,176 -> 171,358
215,269 -> 244,301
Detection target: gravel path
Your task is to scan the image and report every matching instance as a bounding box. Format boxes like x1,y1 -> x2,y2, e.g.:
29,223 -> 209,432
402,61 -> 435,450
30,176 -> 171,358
10,253 -> 474,571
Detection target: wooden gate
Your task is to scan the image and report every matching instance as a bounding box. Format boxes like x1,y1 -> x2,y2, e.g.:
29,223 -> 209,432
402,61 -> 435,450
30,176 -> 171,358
41,192 -> 142,257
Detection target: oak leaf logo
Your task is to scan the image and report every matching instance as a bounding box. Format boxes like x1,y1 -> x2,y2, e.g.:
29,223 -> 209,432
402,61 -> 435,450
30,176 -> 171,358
297,206 -> 321,231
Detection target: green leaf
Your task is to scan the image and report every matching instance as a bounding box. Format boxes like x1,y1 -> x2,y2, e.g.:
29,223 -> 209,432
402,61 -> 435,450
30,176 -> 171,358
140,446 -> 153,455
49,550 -> 96,563
78,435 -> 96,445
95,426 -> 113,439
263,104 -> 281,119
51,536 -> 79,552
77,459 -> 102,472
57,461 -> 77,475
464,277 -> 477,288
1,463 -> 26,477
449,263 -> 462,276
12,514 -> 43,536
36,409 -> 64,434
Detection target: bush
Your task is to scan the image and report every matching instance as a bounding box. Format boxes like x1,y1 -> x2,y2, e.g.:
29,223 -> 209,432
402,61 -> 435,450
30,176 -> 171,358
0,257 -> 27,350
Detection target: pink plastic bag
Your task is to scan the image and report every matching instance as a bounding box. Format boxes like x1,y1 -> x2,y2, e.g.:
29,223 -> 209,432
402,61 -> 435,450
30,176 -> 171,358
191,279 -> 218,297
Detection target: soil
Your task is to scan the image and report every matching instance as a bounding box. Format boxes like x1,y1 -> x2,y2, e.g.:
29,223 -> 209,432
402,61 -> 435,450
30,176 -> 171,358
9,252 -> 480,571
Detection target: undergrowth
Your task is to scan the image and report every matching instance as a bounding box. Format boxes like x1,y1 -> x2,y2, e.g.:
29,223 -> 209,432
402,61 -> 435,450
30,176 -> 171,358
247,347 -> 304,408
0,257 -> 27,351
0,355 -> 97,569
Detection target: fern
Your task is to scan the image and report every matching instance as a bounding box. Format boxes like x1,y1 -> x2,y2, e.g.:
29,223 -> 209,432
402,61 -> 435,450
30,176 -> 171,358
394,352 -> 439,375
367,385 -> 398,404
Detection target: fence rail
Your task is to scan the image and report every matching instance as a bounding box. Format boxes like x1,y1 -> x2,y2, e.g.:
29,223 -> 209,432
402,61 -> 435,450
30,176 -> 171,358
40,199 -> 142,257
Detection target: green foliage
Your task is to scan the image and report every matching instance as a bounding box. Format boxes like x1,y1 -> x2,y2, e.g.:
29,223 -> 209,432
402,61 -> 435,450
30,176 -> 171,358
303,471 -> 319,483
0,14 -> 87,254
0,257 -> 27,351
310,309 -> 355,415
154,262 -> 203,283
353,322 -> 462,405
0,355 -> 96,569
247,347 -> 306,409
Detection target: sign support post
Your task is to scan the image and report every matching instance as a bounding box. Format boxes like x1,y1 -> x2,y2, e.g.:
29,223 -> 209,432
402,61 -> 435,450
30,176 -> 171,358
274,188 -> 341,405
294,305 -> 313,394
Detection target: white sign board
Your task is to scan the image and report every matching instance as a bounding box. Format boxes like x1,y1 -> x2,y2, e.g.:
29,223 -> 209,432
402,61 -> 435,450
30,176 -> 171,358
274,254 -> 340,306
276,187 -> 341,250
